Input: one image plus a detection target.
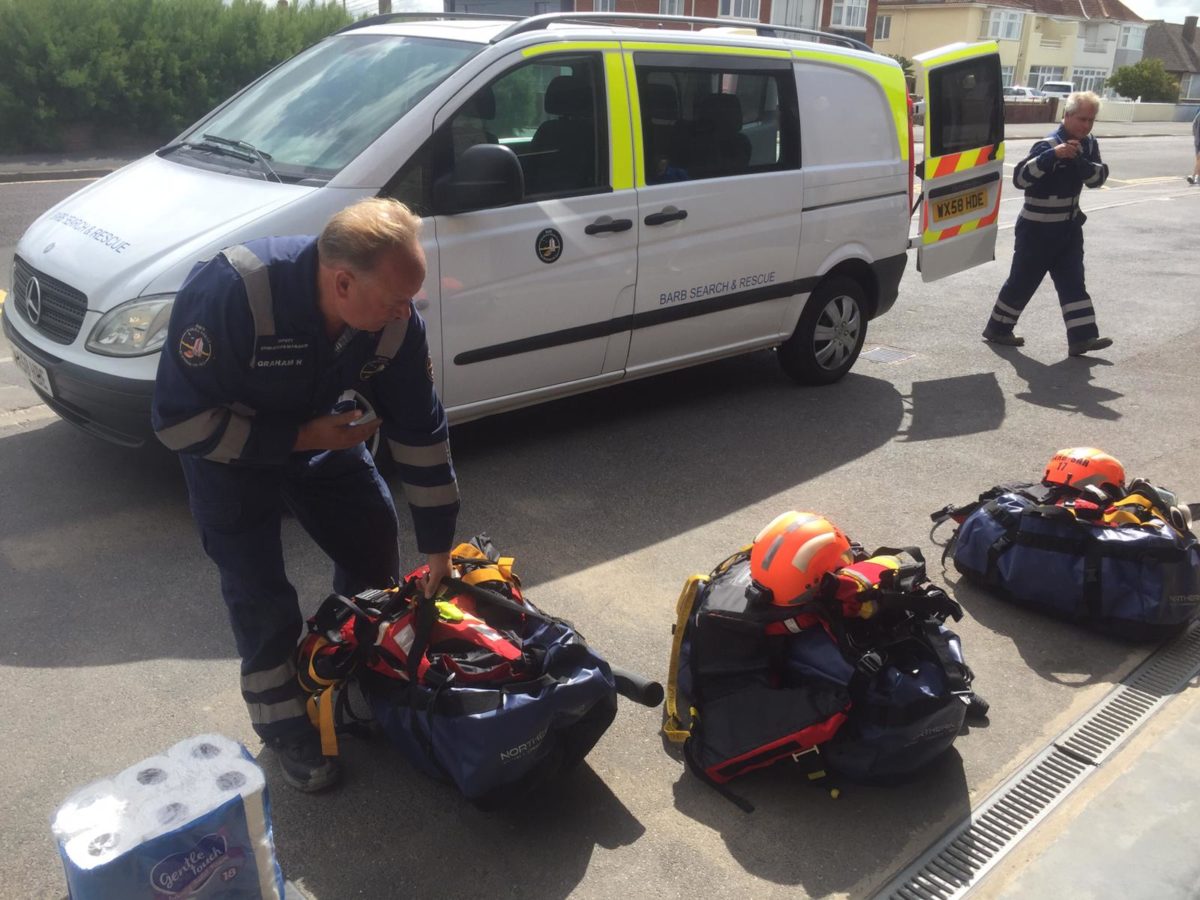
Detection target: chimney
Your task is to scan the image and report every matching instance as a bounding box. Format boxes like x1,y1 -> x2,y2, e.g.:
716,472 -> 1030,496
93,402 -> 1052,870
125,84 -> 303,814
1185,15 -> 1197,46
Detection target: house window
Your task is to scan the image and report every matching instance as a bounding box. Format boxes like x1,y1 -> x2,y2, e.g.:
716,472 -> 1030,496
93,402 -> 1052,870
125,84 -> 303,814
874,14 -> 891,40
831,0 -> 868,30
1000,65 -> 1015,87
1118,25 -> 1145,50
1074,67 -> 1107,92
719,0 -> 761,19
1180,73 -> 1200,100
982,9 -> 1022,41
660,0 -> 684,13
1027,65 -> 1065,87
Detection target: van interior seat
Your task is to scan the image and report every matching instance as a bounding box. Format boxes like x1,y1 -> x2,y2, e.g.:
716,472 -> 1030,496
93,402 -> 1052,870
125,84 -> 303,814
686,93 -> 752,179
529,75 -> 596,194
641,82 -> 687,183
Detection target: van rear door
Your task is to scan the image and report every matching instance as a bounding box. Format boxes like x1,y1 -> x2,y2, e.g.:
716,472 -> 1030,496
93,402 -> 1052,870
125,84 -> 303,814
912,42 -> 1004,282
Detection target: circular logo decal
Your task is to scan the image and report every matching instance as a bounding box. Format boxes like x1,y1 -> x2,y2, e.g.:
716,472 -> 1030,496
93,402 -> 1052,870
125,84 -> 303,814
179,324 -> 213,367
359,356 -> 389,380
536,228 -> 563,264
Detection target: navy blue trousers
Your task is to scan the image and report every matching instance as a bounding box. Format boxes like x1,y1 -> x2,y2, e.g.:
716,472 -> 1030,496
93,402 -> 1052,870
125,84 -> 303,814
986,216 -> 1100,345
181,445 -> 399,740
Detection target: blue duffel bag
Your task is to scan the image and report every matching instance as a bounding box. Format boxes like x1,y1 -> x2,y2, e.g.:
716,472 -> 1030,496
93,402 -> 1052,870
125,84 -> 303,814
947,488 -> 1200,640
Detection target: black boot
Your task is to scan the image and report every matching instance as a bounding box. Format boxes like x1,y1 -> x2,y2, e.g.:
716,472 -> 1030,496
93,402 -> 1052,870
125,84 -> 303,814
267,730 -> 341,793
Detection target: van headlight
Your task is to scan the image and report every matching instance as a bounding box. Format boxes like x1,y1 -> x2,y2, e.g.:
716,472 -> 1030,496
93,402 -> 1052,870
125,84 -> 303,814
86,295 -> 174,356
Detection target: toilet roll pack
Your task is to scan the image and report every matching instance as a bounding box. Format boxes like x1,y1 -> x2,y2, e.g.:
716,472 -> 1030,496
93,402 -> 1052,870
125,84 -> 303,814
53,734 -> 284,899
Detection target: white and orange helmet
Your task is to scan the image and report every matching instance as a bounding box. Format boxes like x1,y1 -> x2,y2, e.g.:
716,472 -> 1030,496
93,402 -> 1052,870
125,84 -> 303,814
749,511 -> 854,606
1043,447 -> 1125,495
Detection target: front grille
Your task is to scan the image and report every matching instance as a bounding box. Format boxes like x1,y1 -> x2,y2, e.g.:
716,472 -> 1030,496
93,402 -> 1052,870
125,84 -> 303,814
12,256 -> 89,344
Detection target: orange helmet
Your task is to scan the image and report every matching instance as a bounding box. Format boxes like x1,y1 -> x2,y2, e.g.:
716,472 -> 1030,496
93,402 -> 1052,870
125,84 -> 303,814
1042,447 -> 1125,494
750,511 -> 854,606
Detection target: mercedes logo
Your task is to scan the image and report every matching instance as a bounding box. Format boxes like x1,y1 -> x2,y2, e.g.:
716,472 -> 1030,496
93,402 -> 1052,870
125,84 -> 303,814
24,276 -> 42,325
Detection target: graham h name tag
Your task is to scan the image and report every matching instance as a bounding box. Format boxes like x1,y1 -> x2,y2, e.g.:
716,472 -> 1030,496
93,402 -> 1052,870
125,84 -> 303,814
254,336 -> 313,370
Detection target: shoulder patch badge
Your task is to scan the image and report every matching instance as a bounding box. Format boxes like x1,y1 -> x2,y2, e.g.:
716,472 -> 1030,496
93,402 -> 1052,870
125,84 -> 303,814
179,324 -> 213,367
360,356 -> 389,380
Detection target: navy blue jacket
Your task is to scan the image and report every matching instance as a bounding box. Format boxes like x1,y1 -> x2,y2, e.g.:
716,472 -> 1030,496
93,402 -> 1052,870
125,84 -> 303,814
152,236 -> 459,553
1012,125 -> 1108,224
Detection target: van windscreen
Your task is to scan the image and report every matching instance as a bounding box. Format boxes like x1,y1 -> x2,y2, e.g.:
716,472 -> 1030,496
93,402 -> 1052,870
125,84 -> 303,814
179,35 -> 477,183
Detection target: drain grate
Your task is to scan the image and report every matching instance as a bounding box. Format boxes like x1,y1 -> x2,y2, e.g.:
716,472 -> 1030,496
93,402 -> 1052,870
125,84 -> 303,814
861,345 -> 915,364
875,620 -> 1200,899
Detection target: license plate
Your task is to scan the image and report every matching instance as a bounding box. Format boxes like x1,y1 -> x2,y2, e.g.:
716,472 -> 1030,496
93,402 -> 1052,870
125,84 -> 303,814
12,345 -> 53,396
931,187 -> 989,224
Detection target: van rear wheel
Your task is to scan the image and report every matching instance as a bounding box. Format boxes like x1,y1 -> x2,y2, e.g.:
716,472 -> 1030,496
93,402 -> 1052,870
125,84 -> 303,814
778,276 -> 867,386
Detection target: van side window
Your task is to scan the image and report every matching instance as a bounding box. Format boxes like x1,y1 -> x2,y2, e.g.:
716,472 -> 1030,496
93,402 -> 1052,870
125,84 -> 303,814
433,53 -> 609,203
634,57 -> 799,184
795,63 -> 897,166
927,56 -> 1003,158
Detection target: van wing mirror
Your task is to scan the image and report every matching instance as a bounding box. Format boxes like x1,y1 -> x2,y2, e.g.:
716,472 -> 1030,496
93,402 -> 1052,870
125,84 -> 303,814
433,143 -> 525,215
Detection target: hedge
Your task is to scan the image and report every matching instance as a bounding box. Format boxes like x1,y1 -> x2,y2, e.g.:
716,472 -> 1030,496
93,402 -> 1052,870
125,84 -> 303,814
0,0 -> 353,152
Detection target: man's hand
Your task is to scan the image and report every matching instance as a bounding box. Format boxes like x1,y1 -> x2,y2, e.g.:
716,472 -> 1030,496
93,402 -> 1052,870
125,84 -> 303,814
1054,140 -> 1081,160
422,552 -> 452,599
293,410 -> 382,451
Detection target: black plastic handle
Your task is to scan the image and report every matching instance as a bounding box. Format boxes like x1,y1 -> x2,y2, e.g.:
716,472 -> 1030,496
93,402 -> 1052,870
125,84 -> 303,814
610,665 -> 664,708
644,208 -> 688,226
584,217 -> 633,235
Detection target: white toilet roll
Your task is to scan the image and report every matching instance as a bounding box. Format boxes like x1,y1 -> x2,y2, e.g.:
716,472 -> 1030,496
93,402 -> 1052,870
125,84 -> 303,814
62,825 -> 135,871
167,733 -> 245,766
134,798 -> 194,843
51,780 -> 126,841
199,757 -> 279,900
114,755 -> 189,801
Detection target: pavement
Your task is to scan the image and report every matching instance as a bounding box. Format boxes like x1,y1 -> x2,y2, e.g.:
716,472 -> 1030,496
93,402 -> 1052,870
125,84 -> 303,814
0,121 -> 1195,183
4,119 -> 1200,898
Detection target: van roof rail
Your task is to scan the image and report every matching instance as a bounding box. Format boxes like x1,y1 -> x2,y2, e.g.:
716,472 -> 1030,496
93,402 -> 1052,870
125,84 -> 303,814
489,11 -> 872,52
338,12 -> 522,34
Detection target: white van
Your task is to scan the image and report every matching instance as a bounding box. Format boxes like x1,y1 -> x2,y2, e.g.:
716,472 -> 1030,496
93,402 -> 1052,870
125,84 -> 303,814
1040,81 -> 1075,99
4,13 -> 1004,447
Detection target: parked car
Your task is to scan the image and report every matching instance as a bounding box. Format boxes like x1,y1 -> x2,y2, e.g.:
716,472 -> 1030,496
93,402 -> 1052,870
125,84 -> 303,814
1003,85 -> 1044,99
1040,81 -> 1075,99
4,14 -> 1005,448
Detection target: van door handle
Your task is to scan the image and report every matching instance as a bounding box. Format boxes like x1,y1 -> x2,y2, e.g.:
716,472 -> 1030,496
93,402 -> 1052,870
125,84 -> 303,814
584,217 -> 633,235
644,207 -> 688,226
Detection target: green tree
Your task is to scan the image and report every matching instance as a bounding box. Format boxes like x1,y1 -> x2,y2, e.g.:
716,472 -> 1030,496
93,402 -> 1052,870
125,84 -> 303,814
0,0 -> 351,152
1105,58 -> 1179,103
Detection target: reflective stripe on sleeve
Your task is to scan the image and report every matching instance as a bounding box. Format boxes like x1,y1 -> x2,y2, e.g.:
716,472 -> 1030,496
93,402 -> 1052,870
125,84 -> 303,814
403,481 -> 461,507
204,412 -> 252,463
1029,195 -> 1076,207
156,408 -> 228,450
388,439 -> 452,468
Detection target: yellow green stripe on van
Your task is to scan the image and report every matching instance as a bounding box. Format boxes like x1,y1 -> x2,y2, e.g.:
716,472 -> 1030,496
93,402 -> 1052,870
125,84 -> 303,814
623,52 -> 646,188
604,51 -> 634,190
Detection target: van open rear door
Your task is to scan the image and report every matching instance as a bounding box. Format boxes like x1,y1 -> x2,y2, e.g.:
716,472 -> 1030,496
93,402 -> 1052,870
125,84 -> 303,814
912,42 -> 1004,282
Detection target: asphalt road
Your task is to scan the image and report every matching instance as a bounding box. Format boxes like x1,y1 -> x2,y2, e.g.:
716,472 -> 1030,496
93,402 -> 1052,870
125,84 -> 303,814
1,137 -> 1197,899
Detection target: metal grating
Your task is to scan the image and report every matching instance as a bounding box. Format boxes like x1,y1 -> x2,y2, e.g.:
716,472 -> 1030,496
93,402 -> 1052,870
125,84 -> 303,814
861,345 -> 915,364
11,256 -> 88,344
875,619 -> 1200,900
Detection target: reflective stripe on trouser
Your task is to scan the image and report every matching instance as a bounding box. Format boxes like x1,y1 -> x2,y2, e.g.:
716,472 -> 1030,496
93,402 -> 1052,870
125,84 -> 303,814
986,217 -> 1099,343
180,444 -> 401,740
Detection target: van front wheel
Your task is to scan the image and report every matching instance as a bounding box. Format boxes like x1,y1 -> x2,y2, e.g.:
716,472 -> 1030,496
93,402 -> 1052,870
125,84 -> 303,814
777,277 -> 867,386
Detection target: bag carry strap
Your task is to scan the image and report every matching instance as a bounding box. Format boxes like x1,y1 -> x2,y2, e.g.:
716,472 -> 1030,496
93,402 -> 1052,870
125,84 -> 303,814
663,575 -> 708,744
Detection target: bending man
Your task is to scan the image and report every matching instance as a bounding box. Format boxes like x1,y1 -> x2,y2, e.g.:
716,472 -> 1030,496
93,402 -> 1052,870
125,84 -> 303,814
153,198 -> 458,792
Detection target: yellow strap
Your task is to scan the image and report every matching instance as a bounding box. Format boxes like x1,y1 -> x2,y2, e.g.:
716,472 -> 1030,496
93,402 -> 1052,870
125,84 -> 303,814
497,556 -> 517,583
663,575 -> 708,744
304,638 -> 339,689
452,542 -> 486,560
319,686 -> 339,757
462,566 -> 507,587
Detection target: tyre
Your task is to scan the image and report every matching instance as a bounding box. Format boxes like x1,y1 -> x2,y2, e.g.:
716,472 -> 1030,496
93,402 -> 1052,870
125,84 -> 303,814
777,276 -> 868,385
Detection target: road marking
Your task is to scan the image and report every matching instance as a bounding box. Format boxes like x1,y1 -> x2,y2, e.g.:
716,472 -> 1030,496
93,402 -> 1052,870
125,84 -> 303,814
0,176 -> 100,186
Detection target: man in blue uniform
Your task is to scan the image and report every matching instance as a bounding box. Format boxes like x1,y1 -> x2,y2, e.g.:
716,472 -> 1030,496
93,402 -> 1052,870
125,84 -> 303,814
153,198 -> 459,792
982,92 -> 1113,357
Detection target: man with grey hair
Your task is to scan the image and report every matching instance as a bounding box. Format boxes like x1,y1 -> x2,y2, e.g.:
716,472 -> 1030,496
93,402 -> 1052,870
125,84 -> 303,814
982,91 -> 1112,356
152,198 -> 459,792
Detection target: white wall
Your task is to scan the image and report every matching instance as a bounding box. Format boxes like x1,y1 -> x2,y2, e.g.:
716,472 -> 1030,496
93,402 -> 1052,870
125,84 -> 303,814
1096,101 -> 1180,122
